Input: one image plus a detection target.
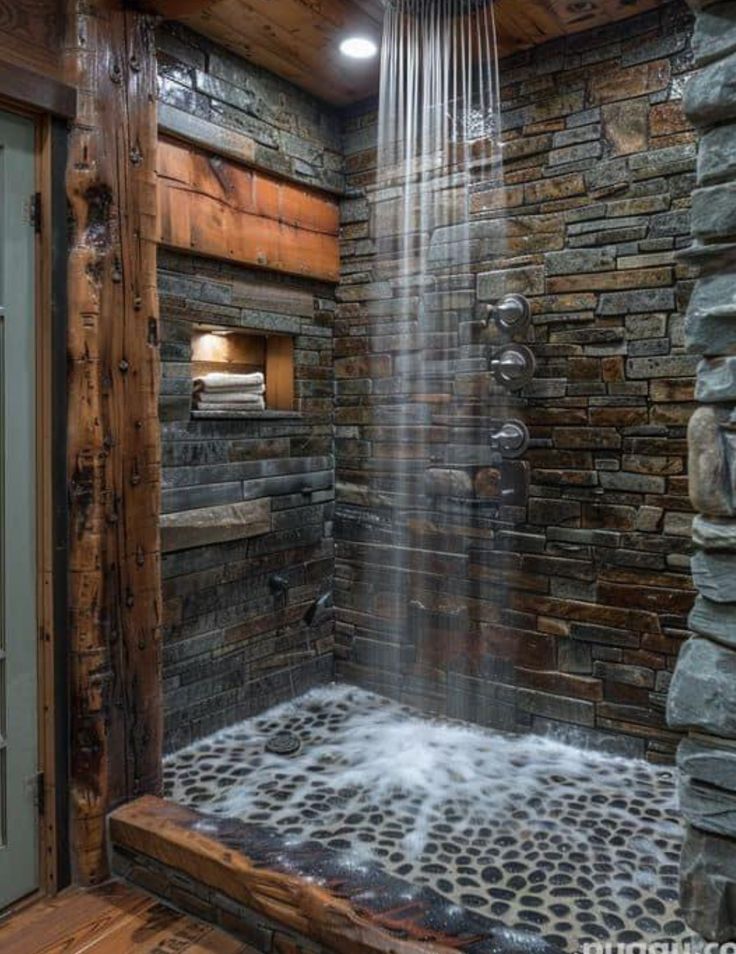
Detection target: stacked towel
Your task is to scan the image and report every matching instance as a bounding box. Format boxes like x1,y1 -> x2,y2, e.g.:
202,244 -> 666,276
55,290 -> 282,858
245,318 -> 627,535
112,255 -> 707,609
193,371 -> 266,412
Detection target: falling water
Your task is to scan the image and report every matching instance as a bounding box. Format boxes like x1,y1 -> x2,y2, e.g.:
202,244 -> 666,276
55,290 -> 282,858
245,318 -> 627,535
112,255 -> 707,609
371,0 -> 507,703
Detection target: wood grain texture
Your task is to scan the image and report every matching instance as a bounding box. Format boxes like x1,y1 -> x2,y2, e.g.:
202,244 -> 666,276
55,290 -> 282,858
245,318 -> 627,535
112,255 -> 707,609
64,0 -> 162,884
158,138 -> 340,281
0,880 -> 253,953
0,0 -> 66,83
142,0 -> 665,105
111,796 -> 466,954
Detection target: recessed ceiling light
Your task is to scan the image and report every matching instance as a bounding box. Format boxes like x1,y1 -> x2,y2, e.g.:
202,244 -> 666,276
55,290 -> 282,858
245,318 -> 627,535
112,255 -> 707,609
340,36 -> 378,59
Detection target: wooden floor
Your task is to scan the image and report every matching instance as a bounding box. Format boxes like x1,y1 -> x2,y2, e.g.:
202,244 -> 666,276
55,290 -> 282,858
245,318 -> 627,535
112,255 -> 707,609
0,880 -> 253,953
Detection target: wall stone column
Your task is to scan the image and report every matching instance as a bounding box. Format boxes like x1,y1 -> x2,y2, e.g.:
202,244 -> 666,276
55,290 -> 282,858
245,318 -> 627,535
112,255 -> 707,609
667,0 -> 736,940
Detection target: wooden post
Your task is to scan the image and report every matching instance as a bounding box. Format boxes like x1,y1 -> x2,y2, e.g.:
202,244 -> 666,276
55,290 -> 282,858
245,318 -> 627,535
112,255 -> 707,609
64,0 -> 162,884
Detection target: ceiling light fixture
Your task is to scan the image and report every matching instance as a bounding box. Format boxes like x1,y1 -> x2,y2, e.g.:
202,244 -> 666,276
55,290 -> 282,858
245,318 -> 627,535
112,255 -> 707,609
339,36 -> 378,59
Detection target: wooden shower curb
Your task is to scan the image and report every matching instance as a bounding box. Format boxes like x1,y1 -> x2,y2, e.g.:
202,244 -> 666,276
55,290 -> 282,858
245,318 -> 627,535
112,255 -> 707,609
109,796 -> 563,954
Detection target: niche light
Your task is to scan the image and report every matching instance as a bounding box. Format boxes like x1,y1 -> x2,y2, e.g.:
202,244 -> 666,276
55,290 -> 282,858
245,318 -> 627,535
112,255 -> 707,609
339,36 -> 378,59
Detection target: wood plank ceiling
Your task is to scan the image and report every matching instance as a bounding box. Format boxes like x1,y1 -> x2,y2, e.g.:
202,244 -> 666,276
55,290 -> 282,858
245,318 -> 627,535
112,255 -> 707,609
150,0 -> 665,105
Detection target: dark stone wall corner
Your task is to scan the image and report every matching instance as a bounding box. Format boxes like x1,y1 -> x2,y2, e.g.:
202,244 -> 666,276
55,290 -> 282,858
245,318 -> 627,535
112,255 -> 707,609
668,0 -> 736,940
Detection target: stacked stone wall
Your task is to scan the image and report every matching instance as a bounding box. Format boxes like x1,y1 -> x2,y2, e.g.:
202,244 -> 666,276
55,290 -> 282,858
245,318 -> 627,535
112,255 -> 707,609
336,1 -> 697,761
666,0 -> 736,940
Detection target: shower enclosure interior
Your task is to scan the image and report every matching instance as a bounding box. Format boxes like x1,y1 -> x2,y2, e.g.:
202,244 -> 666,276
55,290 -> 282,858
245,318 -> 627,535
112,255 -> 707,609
126,0 -> 702,951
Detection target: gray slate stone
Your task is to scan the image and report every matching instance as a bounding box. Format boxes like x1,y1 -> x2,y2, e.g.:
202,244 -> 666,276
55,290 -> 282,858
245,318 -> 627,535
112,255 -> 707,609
679,735 -> 736,792
693,183 -> 736,241
693,515 -> 736,550
692,550 -> 736,602
699,123 -> 736,186
688,406 -> 734,516
690,594 -> 736,647
697,356 -> 736,401
685,273 -> 736,355
693,1 -> 736,66
680,825 -> 736,942
667,637 -> 736,735
679,774 -> 736,838
684,49 -> 736,127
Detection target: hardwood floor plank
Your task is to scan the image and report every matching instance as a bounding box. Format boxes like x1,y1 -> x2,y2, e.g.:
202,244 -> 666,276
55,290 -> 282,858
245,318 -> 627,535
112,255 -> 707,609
0,882 -> 252,954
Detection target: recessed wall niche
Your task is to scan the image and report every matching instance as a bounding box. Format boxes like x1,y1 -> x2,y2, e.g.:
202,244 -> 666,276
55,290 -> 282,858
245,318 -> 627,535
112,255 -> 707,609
191,325 -> 295,414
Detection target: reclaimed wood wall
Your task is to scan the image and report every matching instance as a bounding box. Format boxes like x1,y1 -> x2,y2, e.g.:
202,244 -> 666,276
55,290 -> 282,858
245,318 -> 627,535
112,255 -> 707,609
64,0 -> 162,883
157,138 -> 340,282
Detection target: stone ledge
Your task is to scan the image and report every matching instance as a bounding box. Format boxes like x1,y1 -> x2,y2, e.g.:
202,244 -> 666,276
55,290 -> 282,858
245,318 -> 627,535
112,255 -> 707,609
160,498 -> 271,552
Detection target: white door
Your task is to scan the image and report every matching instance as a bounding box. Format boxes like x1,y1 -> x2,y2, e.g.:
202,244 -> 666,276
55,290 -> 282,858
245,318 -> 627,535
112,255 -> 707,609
0,110 -> 38,909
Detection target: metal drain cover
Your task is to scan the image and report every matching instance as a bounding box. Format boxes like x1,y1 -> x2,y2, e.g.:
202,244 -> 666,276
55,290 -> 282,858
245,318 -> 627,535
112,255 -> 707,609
265,731 -> 302,756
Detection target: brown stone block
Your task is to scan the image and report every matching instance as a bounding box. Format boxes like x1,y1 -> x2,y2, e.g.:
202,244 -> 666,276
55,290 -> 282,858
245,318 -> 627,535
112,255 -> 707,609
555,427 -> 621,450
547,266 -> 673,294
627,452 -> 683,477
602,681 -> 651,705
649,100 -> 691,138
539,615 -> 570,637
602,98 -> 649,156
649,378 -> 695,402
524,173 -> 586,205
517,667 -> 603,701
583,503 -> 637,531
602,356 -> 625,382
589,60 -> 672,106
334,354 -> 392,378
641,630 -> 687,655
471,185 -> 524,212
590,407 -> 649,427
651,403 -> 696,426
568,357 -> 601,381
598,581 -> 694,614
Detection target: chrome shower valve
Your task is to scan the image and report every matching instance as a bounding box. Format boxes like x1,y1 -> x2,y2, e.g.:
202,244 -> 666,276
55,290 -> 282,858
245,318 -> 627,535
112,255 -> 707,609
489,343 -> 536,390
483,293 -> 531,335
490,420 -> 529,458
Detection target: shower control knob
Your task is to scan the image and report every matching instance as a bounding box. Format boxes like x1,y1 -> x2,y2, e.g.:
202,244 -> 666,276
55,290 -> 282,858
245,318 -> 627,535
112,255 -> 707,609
484,294 -> 531,335
490,420 -> 529,459
489,343 -> 536,390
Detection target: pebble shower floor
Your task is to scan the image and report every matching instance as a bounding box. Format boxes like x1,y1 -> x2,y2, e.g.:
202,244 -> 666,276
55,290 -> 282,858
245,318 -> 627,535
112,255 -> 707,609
164,684 -> 691,951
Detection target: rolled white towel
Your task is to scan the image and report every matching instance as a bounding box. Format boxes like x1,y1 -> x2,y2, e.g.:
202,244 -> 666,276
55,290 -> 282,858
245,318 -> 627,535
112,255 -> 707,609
194,371 -> 265,392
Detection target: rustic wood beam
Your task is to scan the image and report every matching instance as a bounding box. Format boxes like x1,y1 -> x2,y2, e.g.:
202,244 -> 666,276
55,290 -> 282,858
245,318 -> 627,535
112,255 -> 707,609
64,0 -> 163,884
158,137 -> 341,282
125,0 -> 217,15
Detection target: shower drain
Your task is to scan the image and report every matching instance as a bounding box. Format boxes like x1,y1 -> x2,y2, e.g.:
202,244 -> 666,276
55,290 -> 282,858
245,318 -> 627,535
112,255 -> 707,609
265,731 -> 302,756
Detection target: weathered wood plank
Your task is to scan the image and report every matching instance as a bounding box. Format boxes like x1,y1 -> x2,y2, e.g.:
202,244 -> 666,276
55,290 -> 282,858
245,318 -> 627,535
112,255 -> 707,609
140,0 -> 663,105
0,881 -> 253,954
64,0 -> 162,884
110,796 -> 464,954
157,139 -> 340,282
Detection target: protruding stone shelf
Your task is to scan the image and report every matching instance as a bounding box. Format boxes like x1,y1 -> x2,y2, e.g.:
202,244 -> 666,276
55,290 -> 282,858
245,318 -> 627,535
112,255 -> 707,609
110,796 -> 563,954
160,499 -> 271,552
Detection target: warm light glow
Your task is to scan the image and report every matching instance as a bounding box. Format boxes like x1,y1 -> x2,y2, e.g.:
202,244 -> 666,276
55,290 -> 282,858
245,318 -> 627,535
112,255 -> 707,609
339,36 -> 378,59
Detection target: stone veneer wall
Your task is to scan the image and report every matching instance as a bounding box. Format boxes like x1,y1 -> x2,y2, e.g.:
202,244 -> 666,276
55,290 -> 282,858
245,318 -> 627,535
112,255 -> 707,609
336,1 -> 698,760
156,23 -> 344,194
154,24 -> 342,749
666,0 -> 736,941
159,251 -> 336,751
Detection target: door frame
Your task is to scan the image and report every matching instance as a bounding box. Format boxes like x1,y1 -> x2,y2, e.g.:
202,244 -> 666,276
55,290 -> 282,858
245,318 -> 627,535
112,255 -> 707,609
0,97 -> 69,908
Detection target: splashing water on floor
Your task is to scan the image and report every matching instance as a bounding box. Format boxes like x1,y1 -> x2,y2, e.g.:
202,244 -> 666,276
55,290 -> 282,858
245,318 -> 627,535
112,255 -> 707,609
165,684 -> 689,950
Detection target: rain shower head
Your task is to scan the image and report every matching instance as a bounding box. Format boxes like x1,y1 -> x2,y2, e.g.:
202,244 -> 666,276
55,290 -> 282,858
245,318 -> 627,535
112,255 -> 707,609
384,0 -> 493,11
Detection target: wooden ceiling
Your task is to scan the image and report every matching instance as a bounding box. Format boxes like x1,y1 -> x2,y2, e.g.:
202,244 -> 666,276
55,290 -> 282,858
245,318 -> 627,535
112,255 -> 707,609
148,0 -> 665,106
